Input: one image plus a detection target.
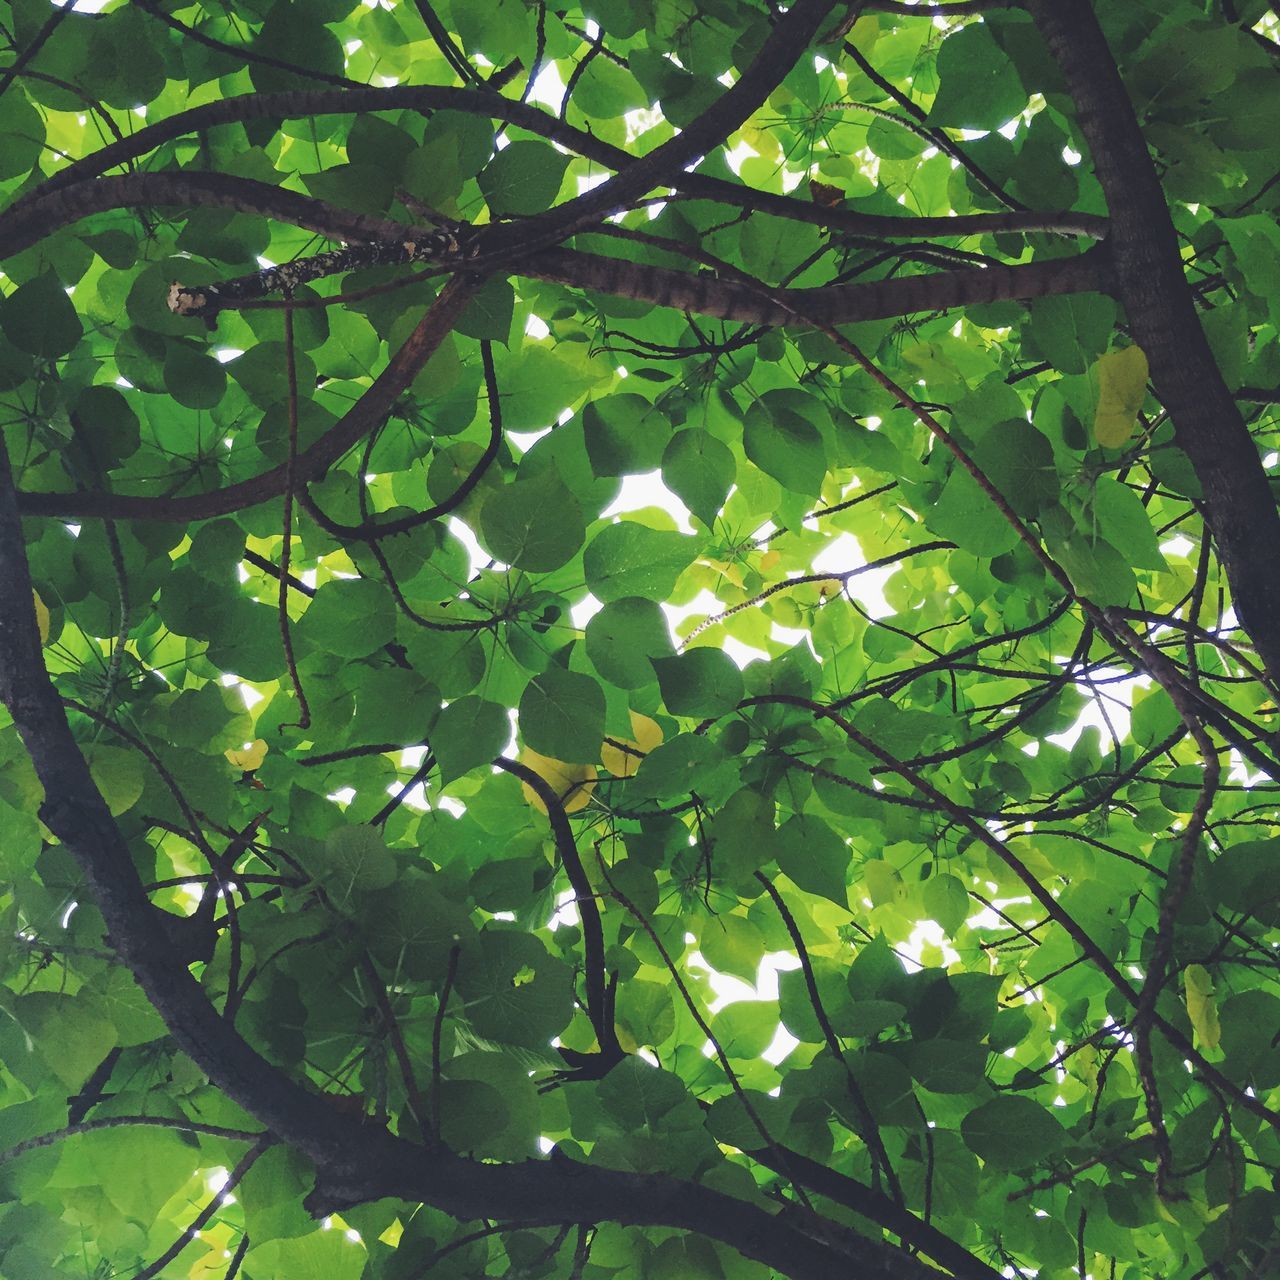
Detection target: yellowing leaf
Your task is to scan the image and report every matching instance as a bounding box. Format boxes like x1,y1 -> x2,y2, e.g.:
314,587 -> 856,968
225,738 -> 268,771
1183,963 -> 1220,1051
601,712 -> 664,778
699,557 -> 746,590
1093,344 -> 1149,447
32,589 -> 49,644
187,1223 -> 236,1279
518,747 -> 597,814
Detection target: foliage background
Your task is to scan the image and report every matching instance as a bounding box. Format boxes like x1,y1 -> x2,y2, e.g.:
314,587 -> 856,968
0,1 -> 1279,1278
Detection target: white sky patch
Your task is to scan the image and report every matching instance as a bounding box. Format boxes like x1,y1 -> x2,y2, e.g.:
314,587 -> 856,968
723,139 -> 755,177
570,592 -> 604,630
601,470 -> 695,533
447,515 -> 487,577
688,948 -> 803,1013
898,920 -> 960,970
684,949 -> 804,1065
809,533 -> 893,618
1046,669 -> 1142,750
507,426 -> 553,454
549,887 -> 581,930
526,61 -> 567,113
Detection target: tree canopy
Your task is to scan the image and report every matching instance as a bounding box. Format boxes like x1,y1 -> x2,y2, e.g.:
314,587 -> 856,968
1,0 -> 1279,1277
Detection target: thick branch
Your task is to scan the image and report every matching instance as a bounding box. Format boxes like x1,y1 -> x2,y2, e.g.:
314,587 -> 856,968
11,86 -> 1106,242
740,1140 -> 1005,1280
1026,0 -> 1280,682
165,234 -> 1109,328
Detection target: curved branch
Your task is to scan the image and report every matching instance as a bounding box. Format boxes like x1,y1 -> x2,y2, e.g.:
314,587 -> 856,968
447,0 -> 843,254
495,757 -> 620,1063
0,170 -> 448,261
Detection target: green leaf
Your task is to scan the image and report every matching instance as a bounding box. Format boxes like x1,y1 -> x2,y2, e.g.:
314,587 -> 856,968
479,467 -> 584,572
318,825 -> 397,904
631,733 -> 723,799
653,648 -> 744,717
456,276 -> 516,343
583,522 -> 698,602
433,696 -> 509,783
0,89 -> 45,181
586,596 -> 675,688
921,873 -> 970,936
1131,687 -> 1180,748
926,467 -> 1019,557
163,340 -> 227,410
743,396 -> 827,499
1026,294 -> 1117,376
0,272 -> 82,359
972,420 -> 1059,517
775,814 -> 850,908
928,22 -> 1029,130
83,744 -> 145,816
599,1058 -> 689,1130
584,392 -> 671,476
477,140 -> 571,216
961,1095 -> 1066,1170
298,578 -> 396,658
1090,476 -> 1167,570
902,1037 -> 988,1093
661,430 -> 735,529
15,994 -> 117,1090
247,1229 -> 366,1280
700,913 -> 766,984
519,667 -> 605,763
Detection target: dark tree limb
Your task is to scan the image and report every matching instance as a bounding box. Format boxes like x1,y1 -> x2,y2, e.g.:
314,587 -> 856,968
1026,0 -> 1280,683
14,237 -> 1108,524
739,1140 -> 1006,1280
495,757 -> 622,1069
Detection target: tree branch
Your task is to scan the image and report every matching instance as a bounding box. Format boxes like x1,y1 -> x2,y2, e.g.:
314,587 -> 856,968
1026,0 -> 1280,683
